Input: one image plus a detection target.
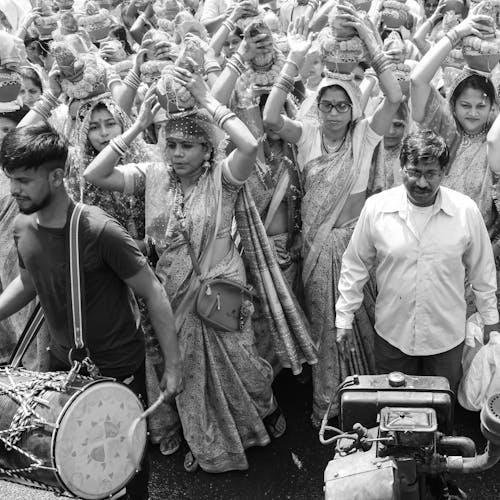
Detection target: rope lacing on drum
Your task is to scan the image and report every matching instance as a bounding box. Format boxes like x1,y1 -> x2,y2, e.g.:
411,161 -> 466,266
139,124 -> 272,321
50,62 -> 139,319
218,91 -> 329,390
0,367 -> 90,478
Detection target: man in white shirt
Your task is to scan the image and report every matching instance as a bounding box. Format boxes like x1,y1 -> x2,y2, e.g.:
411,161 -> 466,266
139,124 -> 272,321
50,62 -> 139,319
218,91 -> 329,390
335,130 -> 499,393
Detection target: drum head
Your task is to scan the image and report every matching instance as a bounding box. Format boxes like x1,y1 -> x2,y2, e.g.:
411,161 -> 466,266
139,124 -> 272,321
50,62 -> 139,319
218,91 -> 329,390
53,381 -> 147,500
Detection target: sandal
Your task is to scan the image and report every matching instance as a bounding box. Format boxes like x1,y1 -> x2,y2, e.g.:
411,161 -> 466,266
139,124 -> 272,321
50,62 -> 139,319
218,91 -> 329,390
183,450 -> 199,472
264,406 -> 286,439
159,433 -> 182,456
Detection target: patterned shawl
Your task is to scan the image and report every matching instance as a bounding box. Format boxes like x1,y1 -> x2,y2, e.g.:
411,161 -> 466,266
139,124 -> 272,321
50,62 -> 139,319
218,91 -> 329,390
66,93 -> 149,237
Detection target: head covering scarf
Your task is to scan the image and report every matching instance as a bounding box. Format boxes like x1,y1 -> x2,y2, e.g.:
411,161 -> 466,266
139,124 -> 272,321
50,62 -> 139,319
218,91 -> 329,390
66,93 -> 150,235
316,71 -> 363,121
0,0 -> 31,32
446,66 -> 499,131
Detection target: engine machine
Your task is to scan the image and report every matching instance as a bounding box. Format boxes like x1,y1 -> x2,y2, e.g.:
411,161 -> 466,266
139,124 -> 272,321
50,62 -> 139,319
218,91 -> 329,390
321,372 -> 500,500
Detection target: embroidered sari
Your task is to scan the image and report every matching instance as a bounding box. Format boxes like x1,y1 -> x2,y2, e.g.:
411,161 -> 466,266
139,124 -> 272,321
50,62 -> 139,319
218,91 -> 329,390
130,160 -> 276,472
301,123 -> 378,424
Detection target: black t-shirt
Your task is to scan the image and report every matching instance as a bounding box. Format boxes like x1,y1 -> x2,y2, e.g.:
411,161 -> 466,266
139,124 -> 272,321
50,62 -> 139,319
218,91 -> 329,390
14,203 -> 147,377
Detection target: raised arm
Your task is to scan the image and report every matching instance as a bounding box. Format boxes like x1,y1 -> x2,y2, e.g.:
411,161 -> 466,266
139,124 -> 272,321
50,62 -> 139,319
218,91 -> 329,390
262,17 -> 312,144
211,33 -> 273,105
410,14 -> 494,123
174,68 -> 258,181
339,4 -> 403,135
209,2 -> 257,57
411,1 -> 445,56
83,89 -> 160,192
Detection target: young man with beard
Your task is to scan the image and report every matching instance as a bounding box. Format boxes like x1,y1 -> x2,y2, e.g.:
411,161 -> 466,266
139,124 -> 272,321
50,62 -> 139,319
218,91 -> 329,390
335,130 -> 500,393
0,124 -> 181,500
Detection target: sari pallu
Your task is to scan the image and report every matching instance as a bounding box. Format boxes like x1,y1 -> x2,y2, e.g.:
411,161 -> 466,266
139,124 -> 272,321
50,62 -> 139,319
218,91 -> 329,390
301,129 -> 376,424
144,161 -> 275,472
235,184 -> 317,376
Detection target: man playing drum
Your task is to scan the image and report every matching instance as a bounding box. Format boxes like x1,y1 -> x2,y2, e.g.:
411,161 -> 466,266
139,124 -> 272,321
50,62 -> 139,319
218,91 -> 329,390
0,123 -> 182,500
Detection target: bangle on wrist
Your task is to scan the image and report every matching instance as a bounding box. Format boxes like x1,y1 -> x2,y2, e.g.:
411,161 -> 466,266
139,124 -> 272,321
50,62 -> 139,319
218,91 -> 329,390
222,19 -> 235,32
445,29 -> 460,48
109,135 -> 130,158
124,69 -> 141,90
32,91 -> 59,121
285,58 -> 300,74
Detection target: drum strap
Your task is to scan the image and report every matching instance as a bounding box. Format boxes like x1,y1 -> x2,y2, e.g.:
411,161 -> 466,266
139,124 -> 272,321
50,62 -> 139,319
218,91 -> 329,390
65,203 -> 99,377
68,202 -> 85,351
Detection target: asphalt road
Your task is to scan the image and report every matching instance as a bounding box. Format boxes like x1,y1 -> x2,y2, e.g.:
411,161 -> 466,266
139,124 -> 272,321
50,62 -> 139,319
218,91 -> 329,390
1,369 -> 500,500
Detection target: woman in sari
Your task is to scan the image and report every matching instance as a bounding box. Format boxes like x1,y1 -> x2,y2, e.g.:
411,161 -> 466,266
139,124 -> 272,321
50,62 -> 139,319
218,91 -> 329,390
411,13 -> 500,312
83,81 -> 284,472
410,13 -> 500,230
263,14 -> 403,425
209,27 -> 317,377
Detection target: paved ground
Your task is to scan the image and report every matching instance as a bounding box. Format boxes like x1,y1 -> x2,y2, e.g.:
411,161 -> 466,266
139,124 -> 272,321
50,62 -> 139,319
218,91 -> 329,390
1,369 -> 500,500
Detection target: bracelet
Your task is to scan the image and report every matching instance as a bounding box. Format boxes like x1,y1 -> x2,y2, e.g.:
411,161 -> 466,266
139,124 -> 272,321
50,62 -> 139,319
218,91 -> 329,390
307,0 -> 319,10
277,73 -> 295,89
124,69 -> 141,90
205,60 -> 221,74
109,135 -> 130,158
218,111 -> 236,128
32,91 -> 59,121
285,58 -> 300,74
222,19 -> 235,32
138,13 -> 149,24
231,52 -> 246,71
445,29 -> 460,48
212,103 -> 235,129
372,53 -> 392,75
225,59 -> 243,76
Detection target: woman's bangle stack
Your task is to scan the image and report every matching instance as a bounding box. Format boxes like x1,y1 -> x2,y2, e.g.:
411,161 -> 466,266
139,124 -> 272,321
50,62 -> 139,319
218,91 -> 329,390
213,103 -> 236,129
222,18 -> 235,32
371,52 -> 393,75
32,91 -> 59,121
274,72 -> 295,94
109,135 -> 130,158
205,60 -> 222,74
124,69 -> 141,90
226,53 -> 246,76
445,29 -> 460,48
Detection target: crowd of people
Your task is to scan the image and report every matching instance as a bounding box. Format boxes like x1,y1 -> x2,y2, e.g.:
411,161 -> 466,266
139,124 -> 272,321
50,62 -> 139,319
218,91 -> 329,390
0,0 -> 499,497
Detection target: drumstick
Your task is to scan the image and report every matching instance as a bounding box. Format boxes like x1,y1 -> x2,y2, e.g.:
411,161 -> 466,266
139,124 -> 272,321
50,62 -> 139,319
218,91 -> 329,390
127,392 -> 168,466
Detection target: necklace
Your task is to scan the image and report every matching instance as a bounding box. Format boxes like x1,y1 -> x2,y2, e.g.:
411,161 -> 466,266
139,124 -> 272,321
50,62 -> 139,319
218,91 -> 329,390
321,132 -> 346,154
462,127 -> 486,147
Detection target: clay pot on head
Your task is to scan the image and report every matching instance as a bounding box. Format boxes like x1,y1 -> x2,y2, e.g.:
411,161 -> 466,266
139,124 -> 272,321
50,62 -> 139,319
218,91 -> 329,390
325,60 -> 359,73
34,14 -> 60,39
0,69 -> 21,103
463,53 -> 500,72
351,0 -> 372,11
441,0 -> 464,15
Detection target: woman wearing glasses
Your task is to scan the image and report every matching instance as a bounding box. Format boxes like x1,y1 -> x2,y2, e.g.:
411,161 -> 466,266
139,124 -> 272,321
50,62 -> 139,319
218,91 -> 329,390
263,14 -> 402,426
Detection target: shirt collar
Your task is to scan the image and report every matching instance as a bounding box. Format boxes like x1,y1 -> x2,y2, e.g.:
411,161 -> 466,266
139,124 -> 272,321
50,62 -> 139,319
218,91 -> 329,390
380,185 -> 455,217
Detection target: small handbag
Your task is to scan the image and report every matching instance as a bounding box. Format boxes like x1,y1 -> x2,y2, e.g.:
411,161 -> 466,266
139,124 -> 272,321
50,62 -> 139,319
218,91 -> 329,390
181,229 -> 256,333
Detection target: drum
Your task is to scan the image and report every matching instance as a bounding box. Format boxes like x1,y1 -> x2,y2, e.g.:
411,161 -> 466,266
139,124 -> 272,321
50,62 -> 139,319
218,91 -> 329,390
0,367 -> 147,499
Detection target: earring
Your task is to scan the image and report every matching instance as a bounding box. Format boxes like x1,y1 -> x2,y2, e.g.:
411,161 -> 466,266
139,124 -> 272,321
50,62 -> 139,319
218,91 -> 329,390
203,159 -> 211,170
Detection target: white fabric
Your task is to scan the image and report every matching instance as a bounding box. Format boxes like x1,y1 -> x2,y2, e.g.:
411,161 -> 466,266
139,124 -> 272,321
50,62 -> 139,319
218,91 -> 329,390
458,329 -> 500,411
200,0 -> 229,23
335,185 -> 499,355
0,0 -> 31,32
296,118 -> 382,194
406,201 -> 433,239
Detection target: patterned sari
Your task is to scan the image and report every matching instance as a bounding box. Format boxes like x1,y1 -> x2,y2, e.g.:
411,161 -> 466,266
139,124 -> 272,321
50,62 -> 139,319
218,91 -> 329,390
301,128 -> 377,424
141,160 -> 276,472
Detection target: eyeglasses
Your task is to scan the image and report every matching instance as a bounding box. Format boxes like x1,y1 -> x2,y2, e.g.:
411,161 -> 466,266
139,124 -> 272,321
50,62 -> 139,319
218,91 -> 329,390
403,166 -> 442,181
318,100 -> 352,114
